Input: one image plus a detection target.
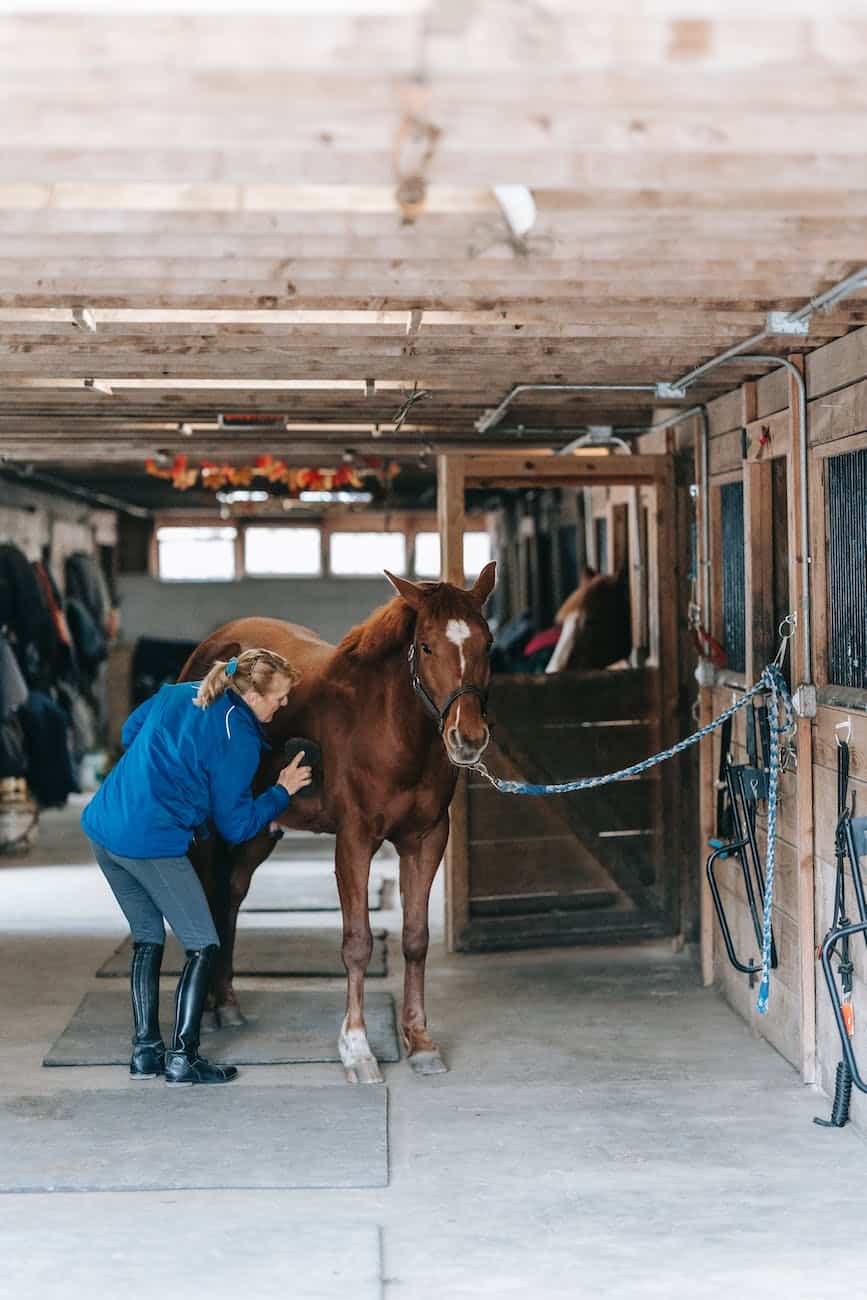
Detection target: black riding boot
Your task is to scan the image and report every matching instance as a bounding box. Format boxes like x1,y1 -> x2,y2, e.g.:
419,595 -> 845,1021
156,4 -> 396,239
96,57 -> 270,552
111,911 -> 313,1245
129,941 -> 165,1079
164,945 -> 238,1086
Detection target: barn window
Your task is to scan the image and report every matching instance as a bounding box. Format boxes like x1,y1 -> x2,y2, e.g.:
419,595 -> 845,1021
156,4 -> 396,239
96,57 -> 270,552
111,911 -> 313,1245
827,447 -> 867,689
719,481 -> 746,673
156,526 -> 237,582
329,531 -> 407,576
413,531 -> 493,579
244,526 -> 321,576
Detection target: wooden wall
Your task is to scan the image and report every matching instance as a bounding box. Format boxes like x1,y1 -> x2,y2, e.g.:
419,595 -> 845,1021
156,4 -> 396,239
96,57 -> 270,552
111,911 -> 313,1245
677,325 -> 867,1103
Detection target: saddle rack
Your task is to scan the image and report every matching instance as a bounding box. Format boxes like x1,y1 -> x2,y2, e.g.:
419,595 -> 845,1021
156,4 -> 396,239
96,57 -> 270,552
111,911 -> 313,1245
706,702 -> 779,979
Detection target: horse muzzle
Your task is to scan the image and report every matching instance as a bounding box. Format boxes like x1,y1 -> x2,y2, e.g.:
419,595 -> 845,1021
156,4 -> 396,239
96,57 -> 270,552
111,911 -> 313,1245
444,722 -> 490,768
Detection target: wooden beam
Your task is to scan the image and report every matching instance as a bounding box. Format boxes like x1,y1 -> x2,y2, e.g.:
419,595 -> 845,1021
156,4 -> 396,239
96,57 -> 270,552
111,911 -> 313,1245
0,306 -> 540,327
463,452 -> 672,488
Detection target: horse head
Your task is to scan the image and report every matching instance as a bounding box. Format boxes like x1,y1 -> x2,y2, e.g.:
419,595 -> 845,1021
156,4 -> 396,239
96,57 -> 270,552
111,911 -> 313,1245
552,566 -> 632,670
384,561 -> 496,767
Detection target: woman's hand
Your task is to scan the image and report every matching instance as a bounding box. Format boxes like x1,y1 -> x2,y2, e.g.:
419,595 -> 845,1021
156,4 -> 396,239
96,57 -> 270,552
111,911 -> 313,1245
277,751 -> 313,797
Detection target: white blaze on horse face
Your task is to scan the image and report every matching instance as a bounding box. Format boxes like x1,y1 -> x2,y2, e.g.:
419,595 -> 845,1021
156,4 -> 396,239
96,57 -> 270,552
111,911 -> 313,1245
546,611 -> 578,674
445,618 -> 471,681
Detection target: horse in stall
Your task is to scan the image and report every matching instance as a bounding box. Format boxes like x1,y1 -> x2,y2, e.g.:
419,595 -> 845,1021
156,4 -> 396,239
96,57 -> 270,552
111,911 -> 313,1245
178,563 -> 496,1083
545,566 -> 632,672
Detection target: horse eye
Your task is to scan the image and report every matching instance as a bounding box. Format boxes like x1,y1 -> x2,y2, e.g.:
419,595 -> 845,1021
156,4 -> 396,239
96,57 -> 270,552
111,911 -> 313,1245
421,642 -> 433,655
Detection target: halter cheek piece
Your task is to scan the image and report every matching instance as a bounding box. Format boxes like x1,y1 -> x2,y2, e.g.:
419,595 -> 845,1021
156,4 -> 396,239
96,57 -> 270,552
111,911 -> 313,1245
408,642 -> 488,735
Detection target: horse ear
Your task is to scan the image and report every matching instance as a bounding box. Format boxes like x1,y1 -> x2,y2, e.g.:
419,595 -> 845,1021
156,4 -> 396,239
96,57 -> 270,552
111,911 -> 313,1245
468,560 -> 496,607
384,569 -> 424,610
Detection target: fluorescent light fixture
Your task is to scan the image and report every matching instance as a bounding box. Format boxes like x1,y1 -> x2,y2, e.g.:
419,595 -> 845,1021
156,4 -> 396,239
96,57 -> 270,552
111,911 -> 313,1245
299,490 -> 373,504
71,306 -> 97,332
493,185 -> 536,239
83,377 -> 113,396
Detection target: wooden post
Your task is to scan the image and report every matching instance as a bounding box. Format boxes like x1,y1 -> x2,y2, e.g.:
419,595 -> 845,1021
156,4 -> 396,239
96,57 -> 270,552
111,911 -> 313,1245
437,454 -> 465,585
655,458 -> 681,928
698,690 -> 716,986
437,455 -> 468,950
695,430 -> 715,986
787,356 -> 817,1085
742,381 -> 774,683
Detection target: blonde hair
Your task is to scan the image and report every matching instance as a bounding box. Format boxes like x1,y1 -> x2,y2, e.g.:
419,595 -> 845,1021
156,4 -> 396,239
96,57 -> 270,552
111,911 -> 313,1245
194,648 -> 300,710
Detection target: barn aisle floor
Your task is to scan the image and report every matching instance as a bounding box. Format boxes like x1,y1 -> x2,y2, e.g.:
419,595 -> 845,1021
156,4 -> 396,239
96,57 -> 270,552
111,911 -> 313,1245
1,803 -> 864,1300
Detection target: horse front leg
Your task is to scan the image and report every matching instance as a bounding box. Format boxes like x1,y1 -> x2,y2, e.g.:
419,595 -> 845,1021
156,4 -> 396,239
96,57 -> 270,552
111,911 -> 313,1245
335,824 -> 382,1085
395,817 -> 450,1076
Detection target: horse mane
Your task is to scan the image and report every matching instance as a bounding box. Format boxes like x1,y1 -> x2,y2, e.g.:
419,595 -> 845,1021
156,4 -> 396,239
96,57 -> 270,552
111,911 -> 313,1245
337,583 -> 480,663
337,596 -> 417,662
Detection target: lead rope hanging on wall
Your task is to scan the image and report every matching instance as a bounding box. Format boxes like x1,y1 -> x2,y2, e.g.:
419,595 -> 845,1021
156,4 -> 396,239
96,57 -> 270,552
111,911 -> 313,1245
470,656 -> 793,1014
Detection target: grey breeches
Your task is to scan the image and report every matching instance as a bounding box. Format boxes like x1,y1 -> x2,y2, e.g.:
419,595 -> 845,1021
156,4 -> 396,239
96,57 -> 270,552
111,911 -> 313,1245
89,839 -> 220,951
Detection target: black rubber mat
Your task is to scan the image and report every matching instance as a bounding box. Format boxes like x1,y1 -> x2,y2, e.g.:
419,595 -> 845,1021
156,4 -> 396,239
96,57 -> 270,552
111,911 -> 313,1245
44,989 -> 400,1066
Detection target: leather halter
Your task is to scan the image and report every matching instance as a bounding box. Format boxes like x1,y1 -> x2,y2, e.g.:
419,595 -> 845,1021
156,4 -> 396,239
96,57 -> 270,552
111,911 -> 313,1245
408,641 -> 488,735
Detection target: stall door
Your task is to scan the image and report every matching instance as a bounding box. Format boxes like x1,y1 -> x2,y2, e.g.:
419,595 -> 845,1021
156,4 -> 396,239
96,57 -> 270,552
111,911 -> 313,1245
450,667 -> 670,952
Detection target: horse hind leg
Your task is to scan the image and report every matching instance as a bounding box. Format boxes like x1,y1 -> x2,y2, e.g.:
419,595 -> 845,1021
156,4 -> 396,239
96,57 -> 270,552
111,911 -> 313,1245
214,835 -> 276,1028
335,826 -> 383,1085
397,820 -> 450,1077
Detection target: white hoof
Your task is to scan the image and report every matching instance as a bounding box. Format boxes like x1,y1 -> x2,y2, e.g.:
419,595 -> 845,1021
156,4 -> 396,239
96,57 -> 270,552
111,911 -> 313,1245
338,1015 -> 383,1086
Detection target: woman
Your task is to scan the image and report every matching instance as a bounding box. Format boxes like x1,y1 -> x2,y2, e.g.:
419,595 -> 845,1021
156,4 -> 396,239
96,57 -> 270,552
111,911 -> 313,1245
81,649 -> 311,1087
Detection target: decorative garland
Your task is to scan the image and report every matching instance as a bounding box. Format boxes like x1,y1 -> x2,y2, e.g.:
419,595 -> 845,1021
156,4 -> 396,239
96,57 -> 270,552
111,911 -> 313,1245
144,453 -> 401,494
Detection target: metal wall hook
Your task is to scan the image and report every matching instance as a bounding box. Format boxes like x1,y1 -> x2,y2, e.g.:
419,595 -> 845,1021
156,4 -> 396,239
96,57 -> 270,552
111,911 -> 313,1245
835,718 -> 853,748
774,612 -> 797,668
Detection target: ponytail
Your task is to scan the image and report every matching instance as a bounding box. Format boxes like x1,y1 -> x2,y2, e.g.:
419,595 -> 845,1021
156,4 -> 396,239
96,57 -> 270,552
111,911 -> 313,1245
194,648 -> 300,710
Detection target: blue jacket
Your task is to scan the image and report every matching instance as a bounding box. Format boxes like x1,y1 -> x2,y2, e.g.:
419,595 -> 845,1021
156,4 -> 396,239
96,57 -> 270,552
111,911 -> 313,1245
81,682 -> 290,859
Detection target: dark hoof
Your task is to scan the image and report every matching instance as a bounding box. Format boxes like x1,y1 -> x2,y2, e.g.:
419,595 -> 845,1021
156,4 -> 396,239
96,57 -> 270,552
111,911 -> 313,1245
216,1002 -> 246,1029
408,1050 -> 449,1077
201,1008 -> 220,1034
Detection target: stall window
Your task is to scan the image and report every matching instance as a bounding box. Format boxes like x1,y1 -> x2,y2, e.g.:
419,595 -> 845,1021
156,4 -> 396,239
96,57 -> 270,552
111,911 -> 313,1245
719,481 -> 746,673
827,447 -> 867,689
156,526 -> 237,581
330,531 -> 407,576
244,526 -> 321,576
413,531 -> 493,579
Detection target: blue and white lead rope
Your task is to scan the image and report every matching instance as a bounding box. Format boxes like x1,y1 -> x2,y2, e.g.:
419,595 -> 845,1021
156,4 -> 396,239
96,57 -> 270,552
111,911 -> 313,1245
470,664 -> 793,1013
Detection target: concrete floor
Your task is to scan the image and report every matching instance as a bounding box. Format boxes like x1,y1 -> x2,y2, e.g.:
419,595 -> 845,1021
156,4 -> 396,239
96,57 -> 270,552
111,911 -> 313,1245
1,802 -> 864,1300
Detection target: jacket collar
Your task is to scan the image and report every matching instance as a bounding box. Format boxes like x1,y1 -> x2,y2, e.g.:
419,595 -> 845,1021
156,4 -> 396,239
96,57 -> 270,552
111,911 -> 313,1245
226,688 -> 273,749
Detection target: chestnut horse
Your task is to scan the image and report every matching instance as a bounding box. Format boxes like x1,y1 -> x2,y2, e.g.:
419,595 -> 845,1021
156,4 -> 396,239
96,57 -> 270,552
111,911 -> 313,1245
179,563 -> 495,1083
545,566 -> 632,673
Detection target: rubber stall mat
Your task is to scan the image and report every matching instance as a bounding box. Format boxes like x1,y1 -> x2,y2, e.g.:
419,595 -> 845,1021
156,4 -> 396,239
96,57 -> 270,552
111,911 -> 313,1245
45,989 -> 400,1067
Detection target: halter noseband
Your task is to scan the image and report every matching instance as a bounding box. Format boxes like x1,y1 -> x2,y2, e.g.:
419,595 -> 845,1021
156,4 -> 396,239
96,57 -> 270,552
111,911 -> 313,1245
407,641 -> 488,735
